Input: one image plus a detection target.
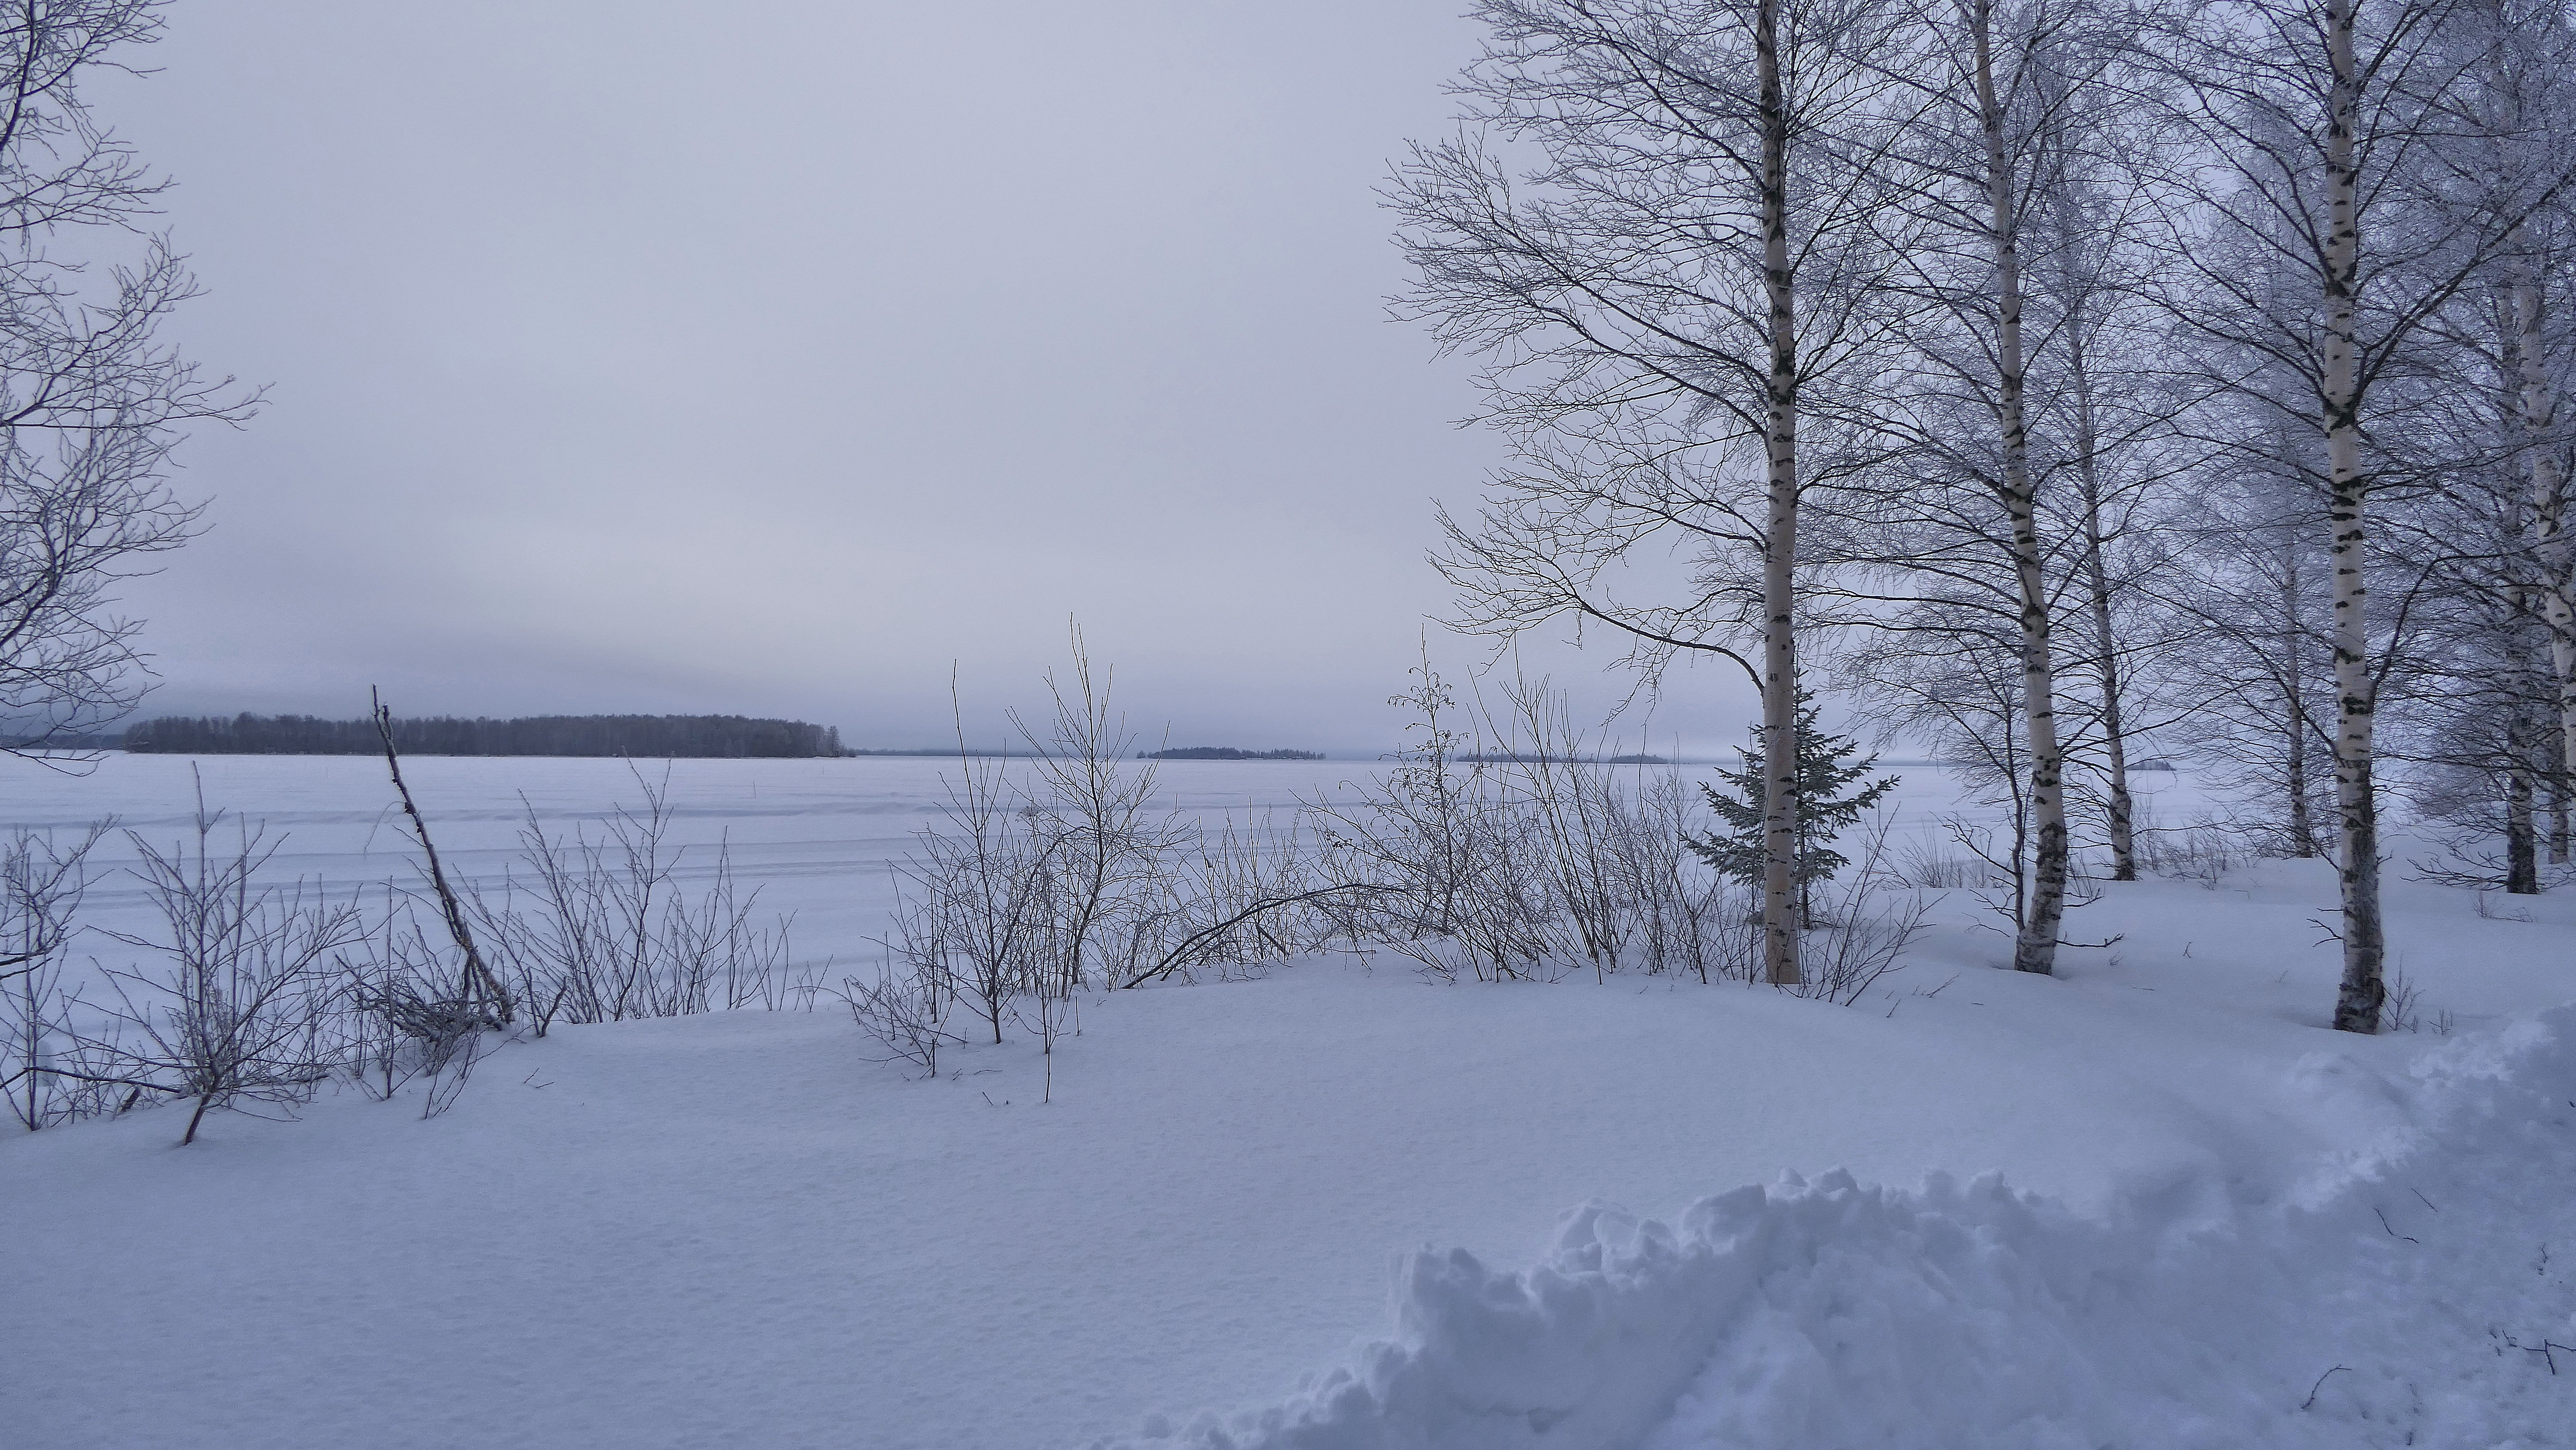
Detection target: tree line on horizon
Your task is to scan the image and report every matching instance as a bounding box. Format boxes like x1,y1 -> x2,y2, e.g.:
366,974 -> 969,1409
1139,747 -> 1326,761
121,713 -> 849,759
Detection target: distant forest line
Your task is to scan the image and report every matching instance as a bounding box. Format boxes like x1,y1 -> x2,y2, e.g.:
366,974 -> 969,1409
846,745 -> 1331,761
121,713 -> 848,758
1142,747 -> 1324,761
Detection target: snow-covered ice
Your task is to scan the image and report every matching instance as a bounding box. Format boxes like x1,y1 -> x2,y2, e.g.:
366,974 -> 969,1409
2,755 -> 2570,1448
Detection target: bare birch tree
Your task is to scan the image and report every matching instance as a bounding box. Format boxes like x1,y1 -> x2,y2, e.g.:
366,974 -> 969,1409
1844,0 -> 2157,972
2153,0 -> 2576,1030
2453,0 -> 2576,863
1400,0 -> 1913,985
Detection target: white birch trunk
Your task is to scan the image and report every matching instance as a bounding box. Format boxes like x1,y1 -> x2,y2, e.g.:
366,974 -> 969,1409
2323,0 -> 2387,1033
2054,193 -> 2135,880
2282,541 -> 2319,856
1970,0 -> 2069,974
2510,255 -> 2576,865
2508,716 -> 2540,893
1758,0 -> 1804,987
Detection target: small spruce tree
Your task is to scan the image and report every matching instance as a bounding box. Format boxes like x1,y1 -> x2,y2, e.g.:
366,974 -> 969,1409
1686,692 -> 1899,922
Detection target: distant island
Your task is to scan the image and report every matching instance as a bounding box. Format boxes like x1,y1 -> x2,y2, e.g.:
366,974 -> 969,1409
1459,751 -> 1668,765
848,747 -> 1019,758
122,713 -> 849,758
1140,747 -> 1325,761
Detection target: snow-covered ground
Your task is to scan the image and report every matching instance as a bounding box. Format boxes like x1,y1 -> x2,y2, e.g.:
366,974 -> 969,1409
2,756 -> 2570,1448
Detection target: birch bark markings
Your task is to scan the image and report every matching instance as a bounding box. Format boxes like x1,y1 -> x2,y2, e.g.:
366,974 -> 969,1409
2282,542 -> 2320,854
1396,1 -> 1902,990
2509,256 -> 2576,859
2320,0 -> 2388,1034
1967,0 -> 2072,974
1759,0 -> 1806,987
2051,185 -> 2138,880
2073,369 -> 2138,878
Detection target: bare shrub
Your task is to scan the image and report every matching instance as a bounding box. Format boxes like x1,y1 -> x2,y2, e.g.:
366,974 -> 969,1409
2471,889 -> 2536,923
1596,773 -> 1753,985
2380,965 -> 2423,1034
339,891 -> 494,1114
1309,659 -> 1493,967
1893,837 -> 2007,889
84,798 -> 362,1144
1014,971 -> 1072,1104
1011,623 -> 1190,995
843,941 -> 956,1078
1785,817 -> 1930,1005
1,822 -> 106,1129
2135,824 -> 2245,887
1311,665 -> 1568,982
897,754 -> 1058,1042
483,768 -> 796,1035
1126,811 -> 1359,987
1318,674 -> 1783,989
368,690 -> 511,1025
2377,965 -> 2452,1035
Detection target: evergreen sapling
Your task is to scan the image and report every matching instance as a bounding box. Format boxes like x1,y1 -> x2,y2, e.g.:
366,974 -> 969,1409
1687,693 -> 1899,924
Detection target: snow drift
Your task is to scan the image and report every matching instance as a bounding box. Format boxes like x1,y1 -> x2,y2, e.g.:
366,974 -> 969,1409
1124,1008 -> 2576,1450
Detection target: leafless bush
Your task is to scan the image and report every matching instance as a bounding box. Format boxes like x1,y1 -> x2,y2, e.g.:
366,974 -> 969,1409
843,940 -> 956,1078
1,822 -> 106,1129
1566,773 -> 1751,989
1127,811 -> 1357,986
870,650 -> 1930,1092
2471,889 -> 2536,922
1310,666 -> 1569,982
1782,817 -> 1930,1005
1014,969 -> 1072,1104
2135,824 -> 2245,887
82,800 -> 363,1144
2377,965 -> 2454,1036
877,638 -> 1377,1066
1893,841 -> 2007,889
339,891 -> 493,1113
1012,622 -> 1191,995
483,769 -> 797,1036
1317,674 -> 1784,988
895,754 -> 1059,1041
368,690 -> 512,1026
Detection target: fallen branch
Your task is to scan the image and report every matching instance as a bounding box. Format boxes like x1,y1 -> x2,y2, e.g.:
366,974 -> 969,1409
1121,884 -> 1400,989
371,687 -> 510,1024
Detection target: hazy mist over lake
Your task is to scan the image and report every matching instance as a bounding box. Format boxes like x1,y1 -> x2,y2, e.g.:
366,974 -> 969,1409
84,1 -> 1764,755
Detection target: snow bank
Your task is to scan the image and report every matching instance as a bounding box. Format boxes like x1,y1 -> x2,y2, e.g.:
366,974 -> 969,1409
1123,1008 -> 2576,1450
10,761 -> 2571,1450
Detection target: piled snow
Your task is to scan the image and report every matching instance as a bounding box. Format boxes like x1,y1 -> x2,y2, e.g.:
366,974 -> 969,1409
5,756 -> 2575,1448
1124,1012 -> 2576,1450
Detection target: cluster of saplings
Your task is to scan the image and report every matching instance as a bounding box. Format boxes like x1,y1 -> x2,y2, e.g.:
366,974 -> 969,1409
7,640 -> 2421,1140
2,707 -> 814,1141
121,712 -> 849,758
844,639 -> 1931,1099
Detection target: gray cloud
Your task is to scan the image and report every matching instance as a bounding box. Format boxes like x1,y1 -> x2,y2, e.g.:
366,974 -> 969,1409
93,1 -> 1755,756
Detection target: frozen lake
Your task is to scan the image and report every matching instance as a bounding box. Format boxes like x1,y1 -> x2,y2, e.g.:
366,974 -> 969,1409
4,752 -> 2554,1450
0,753 -> 1371,975
0,749 -> 2207,975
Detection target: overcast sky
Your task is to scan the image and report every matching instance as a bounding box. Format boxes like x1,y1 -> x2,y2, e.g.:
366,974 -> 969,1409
91,1 -> 1758,756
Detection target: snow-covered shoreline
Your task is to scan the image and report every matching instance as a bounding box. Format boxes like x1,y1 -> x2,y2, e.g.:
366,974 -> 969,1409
1121,1007 -> 2576,1449
5,756 -> 2571,1448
